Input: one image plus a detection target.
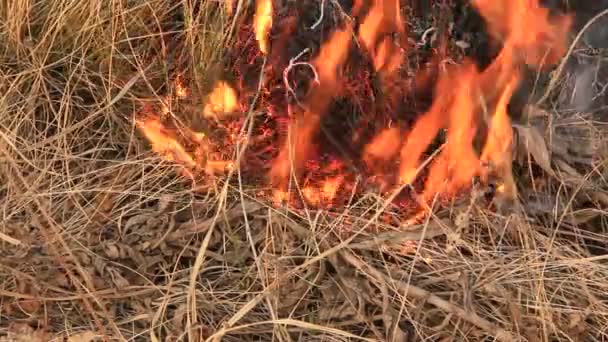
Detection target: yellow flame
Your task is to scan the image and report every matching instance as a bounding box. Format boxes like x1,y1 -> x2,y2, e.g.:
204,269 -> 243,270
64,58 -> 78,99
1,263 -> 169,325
136,118 -> 196,168
254,0 -> 273,54
363,126 -> 401,168
358,0 -> 405,73
203,81 -> 239,119
225,0 -> 234,15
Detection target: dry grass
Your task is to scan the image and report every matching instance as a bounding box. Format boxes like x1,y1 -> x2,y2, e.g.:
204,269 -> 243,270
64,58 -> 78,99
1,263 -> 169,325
1,1 -> 608,341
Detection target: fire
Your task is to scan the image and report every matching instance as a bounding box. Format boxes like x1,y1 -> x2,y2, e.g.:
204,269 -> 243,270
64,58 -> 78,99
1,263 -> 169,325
269,25 -> 353,190
397,0 -> 571,201
358,0 -> 406,74
480,76 -> 519,200
135,1 -> 572,216
225,0 -> 234,15
136,117 -> 196,168
424,65 -> 481,198
472,0 -> 571,67
363,126 -> 402,169
301,176 -> 344,207
254,0 -> 273,54
136,114 -> 235,178
174,76 -> 188,98
202,81 -> 239,120
322,176 -> 343,200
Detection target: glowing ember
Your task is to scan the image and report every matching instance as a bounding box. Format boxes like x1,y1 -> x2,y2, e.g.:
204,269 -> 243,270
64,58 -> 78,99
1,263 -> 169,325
174,77 -> 188,98
321,176 -> 344,202
254,0 -> 273,54
135,1 -> 572,216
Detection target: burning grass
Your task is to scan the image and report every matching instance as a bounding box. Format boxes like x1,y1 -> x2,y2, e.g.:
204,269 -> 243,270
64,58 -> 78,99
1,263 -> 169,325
1,0 -> 608,341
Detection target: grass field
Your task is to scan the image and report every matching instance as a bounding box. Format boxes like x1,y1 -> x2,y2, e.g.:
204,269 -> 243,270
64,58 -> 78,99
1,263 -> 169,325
1,1 -> 608,341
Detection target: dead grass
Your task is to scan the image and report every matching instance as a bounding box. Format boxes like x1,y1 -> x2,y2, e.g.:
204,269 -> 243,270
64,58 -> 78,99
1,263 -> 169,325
1,1 -> 608,341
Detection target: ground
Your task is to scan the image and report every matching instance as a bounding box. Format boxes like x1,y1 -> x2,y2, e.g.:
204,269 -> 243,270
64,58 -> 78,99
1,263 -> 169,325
1,1 -> 608,341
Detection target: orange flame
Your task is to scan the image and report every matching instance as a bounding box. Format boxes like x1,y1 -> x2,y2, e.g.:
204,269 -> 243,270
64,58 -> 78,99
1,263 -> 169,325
254,0 -> 273,54
358,0 -> 406,74
269,25 -> 353,190
396,0 -> 571,201
136,117 -> 196,168
472,0 -> 571,67
322,176 -> 343,200
481,76 -> 519,200
398,70 -> 454,186
418,65 -> 483,199
301,176 -> 344,206
363,126 -> 402,170
136,115 -> 235,179
135,0 -> 572,214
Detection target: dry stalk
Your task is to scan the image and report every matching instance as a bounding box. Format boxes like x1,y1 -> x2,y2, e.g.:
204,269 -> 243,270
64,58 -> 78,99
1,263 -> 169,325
339,250 -> 518,341
537,8 -> 608,105
0,134 -> 117,340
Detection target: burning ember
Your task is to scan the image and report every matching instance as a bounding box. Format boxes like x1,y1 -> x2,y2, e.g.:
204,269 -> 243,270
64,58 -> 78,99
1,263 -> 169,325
135,0 -> 572,214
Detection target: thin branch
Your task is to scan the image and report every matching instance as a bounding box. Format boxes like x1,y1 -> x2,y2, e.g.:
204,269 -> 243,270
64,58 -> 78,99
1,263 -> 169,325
310,0 -> 326,30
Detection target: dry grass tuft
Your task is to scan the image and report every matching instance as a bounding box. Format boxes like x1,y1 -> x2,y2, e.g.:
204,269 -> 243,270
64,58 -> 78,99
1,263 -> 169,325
1,1 -> 608,341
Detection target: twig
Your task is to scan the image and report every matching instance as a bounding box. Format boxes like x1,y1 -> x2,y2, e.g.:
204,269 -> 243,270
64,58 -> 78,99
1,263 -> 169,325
310,0 -> 326,30
186,46 -> 268,336
537,8 -> 608,106
0,132 -> 118,340
24,64 -> 151,152
329,0 -> 353,21
167,201 -> 263,241
419,27 -> 437,47
205,318 -> 377,342
347,221 -> 447,251
0,231 -> 21,246
213,185 -> 411,336
235,55 -> 286,337
283,48 -> 319,104
339,251 -> 518,342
